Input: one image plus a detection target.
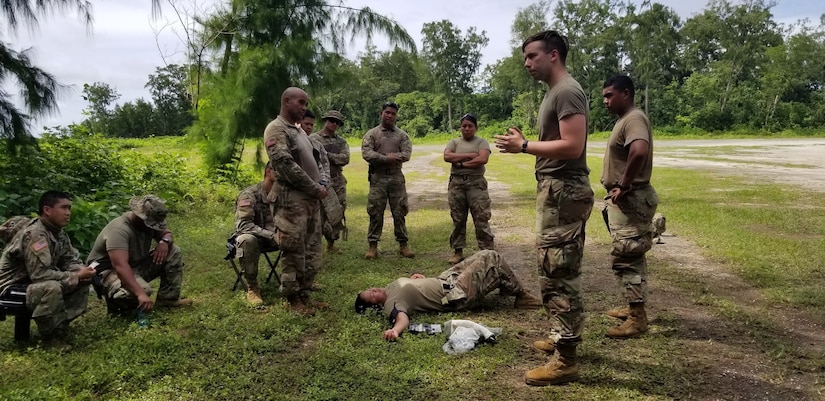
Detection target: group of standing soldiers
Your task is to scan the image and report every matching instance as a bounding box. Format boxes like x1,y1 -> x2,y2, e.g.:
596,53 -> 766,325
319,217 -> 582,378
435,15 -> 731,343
237,28 -> 659,388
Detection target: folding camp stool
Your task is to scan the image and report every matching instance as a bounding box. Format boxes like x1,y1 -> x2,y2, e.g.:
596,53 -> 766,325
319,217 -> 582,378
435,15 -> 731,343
0,283 -> 32,341
225,236 -> 281,292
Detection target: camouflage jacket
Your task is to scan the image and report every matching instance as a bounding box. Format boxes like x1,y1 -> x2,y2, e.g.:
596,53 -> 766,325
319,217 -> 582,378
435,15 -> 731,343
310,131 -> 350,178
264,116 -> 326,198
0,218 -> 84,295
234,182 -> 277,240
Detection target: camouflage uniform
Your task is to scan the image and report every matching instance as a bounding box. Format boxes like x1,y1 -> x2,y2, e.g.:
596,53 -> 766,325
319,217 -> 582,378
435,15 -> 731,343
86,213 -> 185,309
234,182 -> 278,286
265,116 -> 326,300
310,130 -> 349,242
362,125 -> 412,243
446,136 -> 494,250
308,134 -> 343,244
534,74 -> 594,347
381,250 -> 527,318
601,109 -> 658,303
0,218 -> 90,337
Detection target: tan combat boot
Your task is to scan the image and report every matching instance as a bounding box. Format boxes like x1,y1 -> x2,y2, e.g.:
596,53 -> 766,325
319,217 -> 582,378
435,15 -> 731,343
286,295 -> 316,317
155,298 -> 194,307
364,241 -> 378,259
532,339 -> 556,354
326,241 -> 341,254
399,242 -> 415,258
606,306 -> 630,320
606,302 -> 648,338
524,344 -> 579,386
447,249 -> 464,264
246,283 -> 264,307
513,291 -> 543,309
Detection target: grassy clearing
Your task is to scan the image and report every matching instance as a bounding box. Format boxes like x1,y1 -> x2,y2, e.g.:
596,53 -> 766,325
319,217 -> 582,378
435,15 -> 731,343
2,138 -> 824,400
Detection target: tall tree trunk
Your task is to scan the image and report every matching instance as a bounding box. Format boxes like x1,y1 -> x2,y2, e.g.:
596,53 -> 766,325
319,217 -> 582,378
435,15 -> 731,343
644,85 -> 650,118
447,95 -> 453,131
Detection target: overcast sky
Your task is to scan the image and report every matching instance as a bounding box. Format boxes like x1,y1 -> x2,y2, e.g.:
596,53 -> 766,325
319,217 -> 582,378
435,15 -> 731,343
7,0 -> 823,129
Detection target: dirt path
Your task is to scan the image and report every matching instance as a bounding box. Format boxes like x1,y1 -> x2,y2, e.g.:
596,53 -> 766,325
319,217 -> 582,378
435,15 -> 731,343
402,139 -> 825,400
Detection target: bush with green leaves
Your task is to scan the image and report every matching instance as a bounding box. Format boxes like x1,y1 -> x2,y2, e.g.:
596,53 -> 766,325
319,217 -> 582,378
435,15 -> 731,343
0,135 -> 219,255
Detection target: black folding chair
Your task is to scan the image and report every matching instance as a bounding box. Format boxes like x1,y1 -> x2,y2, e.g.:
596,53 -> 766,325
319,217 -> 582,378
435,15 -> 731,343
225,235 -> 281,292
0,283 -> 32,341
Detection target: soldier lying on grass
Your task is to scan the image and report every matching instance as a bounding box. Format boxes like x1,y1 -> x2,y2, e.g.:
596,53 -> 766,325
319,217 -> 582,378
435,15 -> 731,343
355,250 -> 542,341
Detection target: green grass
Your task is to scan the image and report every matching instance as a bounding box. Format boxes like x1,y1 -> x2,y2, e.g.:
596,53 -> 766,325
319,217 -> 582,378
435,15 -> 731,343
2,138 -> 824,400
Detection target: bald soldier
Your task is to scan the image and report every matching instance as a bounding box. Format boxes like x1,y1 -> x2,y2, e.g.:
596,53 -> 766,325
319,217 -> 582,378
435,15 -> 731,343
264,87 -> 328,316
0,191 -> 96,347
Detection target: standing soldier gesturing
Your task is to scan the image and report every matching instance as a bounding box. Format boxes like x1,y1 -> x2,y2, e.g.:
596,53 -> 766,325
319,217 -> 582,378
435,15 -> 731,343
494,30 -> 594,386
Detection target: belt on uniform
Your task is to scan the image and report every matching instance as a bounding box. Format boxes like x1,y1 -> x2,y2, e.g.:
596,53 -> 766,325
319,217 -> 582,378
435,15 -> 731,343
450,174 -> 483,180
535,172 -> 587,181
375,168 -> 402,175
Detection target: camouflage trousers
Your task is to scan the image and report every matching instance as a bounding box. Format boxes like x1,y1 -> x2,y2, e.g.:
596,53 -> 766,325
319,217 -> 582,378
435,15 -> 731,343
321,180 -> 346,243
448,175 -> 494,250
236,234 -> 278,286
26,280 -> 90,337
367,172 -> 408,243
275,190 -> 322,299
438,250 -> 524,310
535,175 -> 594,346
603,185 -> 659,304
102,244 -> 185,309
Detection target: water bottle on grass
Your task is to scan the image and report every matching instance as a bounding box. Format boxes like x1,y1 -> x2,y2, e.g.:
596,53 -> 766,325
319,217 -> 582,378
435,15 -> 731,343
137,309 -> 150,329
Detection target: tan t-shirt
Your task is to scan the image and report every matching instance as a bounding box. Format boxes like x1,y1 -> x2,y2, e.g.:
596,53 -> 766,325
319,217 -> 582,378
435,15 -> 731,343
535,74 -> 590,176
383,277 -> 448,322
446,136 -> 490,175
601,108 -> 653,187
86,214 -> 153,267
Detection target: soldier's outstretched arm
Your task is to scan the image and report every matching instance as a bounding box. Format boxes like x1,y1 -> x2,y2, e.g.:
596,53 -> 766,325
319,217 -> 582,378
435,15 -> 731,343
384,311 -> 409,341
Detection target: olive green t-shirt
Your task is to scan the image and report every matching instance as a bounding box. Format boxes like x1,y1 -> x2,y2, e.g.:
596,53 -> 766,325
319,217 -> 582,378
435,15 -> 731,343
446,136 -> 490,175
535,73 -> 590,176
86,214 -> 153,267
383,277 -> 448,322
600,108 -> 653,187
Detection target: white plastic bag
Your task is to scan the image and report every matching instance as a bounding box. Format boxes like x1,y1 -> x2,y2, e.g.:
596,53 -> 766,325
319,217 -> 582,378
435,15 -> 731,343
442,326 -> 480,355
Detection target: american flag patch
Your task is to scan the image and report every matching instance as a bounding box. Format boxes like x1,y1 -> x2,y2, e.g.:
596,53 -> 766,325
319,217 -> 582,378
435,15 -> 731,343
238,199 -> 251,207
265,137 -> 276,148
31,239 -> 48,252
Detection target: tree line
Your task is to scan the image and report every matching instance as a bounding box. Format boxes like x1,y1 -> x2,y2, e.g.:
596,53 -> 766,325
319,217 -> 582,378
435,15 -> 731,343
3,0 -> 825,174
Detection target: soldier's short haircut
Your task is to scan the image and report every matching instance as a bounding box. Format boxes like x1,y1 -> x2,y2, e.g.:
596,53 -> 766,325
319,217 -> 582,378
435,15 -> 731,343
604,74 -> 636,100
381,102 -> 399,112
460,113 -> 478,127
304,110 -> 316,119
522,30 -> 569,64
38,190 -> 71,215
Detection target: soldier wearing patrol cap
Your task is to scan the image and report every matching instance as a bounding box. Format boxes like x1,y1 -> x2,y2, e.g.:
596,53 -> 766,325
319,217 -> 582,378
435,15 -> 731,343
0,191 -> 96,347
310,110 -> 349,253
87,195 -> 192,313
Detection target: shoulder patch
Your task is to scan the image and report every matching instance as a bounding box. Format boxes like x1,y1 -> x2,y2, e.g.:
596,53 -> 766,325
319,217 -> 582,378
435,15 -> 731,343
31,239 -> 48,252
238,199 -> 252,207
